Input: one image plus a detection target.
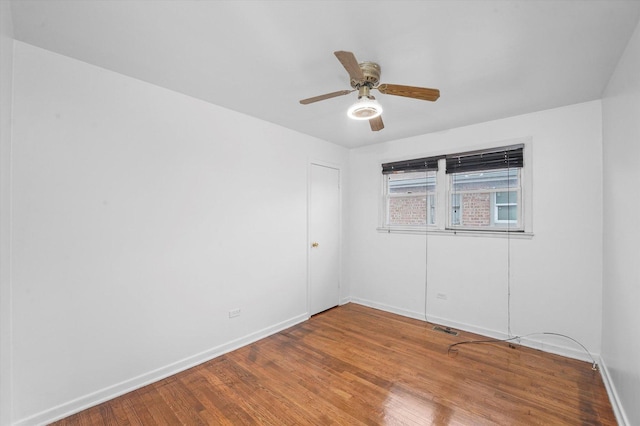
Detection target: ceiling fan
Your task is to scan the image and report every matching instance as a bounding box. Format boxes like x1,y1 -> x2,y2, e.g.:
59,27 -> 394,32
299,51 -> 440,132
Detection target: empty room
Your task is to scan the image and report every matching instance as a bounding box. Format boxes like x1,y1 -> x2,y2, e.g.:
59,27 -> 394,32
1,1 -> 639,425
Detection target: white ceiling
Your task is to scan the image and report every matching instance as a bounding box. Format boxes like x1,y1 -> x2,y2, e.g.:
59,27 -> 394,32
9,0 -> 640,148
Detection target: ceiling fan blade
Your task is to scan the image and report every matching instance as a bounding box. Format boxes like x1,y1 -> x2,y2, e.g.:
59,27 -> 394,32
334,51 -> 365,81
299,89 -> 354,105
377,84 -> 440,101
369,115 -> 384,132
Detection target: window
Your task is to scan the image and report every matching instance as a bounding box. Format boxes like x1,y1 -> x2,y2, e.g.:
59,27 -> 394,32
382,156 -> 442,228
380,144 -> 526,234
446,145 -> 523,231
448,169 -> 522,230
385,171 -> 437,226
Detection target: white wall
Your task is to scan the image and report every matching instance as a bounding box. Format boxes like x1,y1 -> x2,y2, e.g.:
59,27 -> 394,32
602,18 -> 640,426
9,41 -> 349,425
1,1 -> 14,425
348,100 -> 604,360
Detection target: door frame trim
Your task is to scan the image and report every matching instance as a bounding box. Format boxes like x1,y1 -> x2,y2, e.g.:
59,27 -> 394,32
307,161 -> 343,316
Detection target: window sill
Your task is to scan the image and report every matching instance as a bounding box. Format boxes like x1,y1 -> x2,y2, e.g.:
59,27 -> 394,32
376,226 -> 534,239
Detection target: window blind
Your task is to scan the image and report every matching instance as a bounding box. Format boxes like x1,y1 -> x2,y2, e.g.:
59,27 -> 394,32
381,155 -> 444,174
446,145 -> 524,174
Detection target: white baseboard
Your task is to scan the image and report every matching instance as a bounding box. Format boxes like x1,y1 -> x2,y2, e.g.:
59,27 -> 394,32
598,357 -> 629,426
427,313 -> 598,363
350,298 -> 598,362
350,297 -> 426,321
15,313 -> 309,426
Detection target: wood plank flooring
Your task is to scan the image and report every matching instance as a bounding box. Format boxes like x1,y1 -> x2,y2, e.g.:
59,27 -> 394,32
51,303 -> 616,425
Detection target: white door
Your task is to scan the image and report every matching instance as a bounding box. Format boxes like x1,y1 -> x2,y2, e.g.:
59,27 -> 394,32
309,164 -> 341,315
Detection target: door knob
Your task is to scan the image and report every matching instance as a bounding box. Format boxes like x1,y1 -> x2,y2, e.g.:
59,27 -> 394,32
312,242 -> 319,248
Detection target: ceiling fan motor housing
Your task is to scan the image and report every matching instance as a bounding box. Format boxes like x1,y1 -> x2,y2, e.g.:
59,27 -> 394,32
350,61 -> 381,89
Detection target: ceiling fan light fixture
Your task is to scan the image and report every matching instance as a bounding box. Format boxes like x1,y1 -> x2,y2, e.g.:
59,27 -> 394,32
347,96 -> 383,120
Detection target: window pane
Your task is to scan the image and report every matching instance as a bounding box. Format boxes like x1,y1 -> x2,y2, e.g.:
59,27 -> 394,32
388,171 -> 435,194
388,196 -> 427,225
497,205 -> 517,221
449,168 -> 520,229
459,192 -> 492,227
496,191 -> 516,205
386,171 -> 436,226
451,169 -> 518,192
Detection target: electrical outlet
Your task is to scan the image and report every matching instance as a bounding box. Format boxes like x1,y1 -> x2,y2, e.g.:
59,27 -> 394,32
229,308 -> 241,318
436,293 -> 447,300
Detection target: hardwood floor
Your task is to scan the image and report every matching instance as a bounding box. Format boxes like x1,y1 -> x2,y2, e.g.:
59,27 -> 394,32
51,303 -> 616,425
